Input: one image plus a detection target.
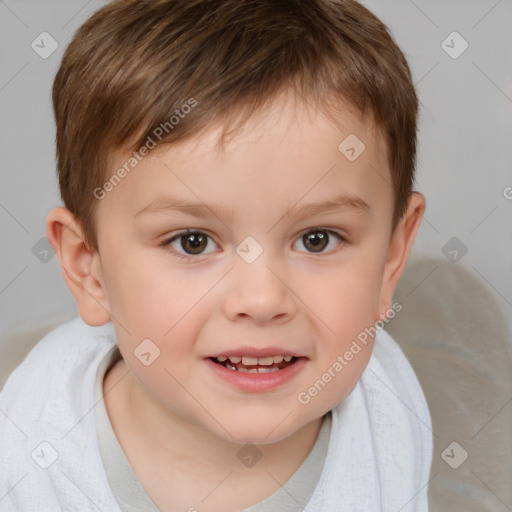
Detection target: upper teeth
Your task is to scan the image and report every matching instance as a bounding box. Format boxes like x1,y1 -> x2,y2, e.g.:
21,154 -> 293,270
216,355 -> 294,365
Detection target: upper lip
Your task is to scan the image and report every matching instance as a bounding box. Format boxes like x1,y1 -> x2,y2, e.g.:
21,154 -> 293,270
207,347 -> 306,359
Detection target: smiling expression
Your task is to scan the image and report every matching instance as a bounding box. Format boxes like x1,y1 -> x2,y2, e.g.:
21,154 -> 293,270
91,91 -> 402,444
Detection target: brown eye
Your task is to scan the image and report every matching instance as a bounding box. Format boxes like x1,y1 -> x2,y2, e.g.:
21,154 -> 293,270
180,232 -> 207,254
294,229 -> 344,254
163,230 -> 218,258
303,231 -> 328,252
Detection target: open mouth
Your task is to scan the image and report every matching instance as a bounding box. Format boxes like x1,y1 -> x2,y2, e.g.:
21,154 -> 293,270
209,355 -> 299,373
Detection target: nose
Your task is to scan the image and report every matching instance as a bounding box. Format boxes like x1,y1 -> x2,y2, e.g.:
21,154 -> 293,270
222,255 -> 298,325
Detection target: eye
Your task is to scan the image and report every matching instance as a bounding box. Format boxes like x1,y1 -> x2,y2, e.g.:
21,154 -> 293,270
293,229 -> 344,253
162,230 -> 219,258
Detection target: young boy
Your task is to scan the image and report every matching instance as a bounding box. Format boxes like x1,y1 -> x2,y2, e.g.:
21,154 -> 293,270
0,0 -> 433,510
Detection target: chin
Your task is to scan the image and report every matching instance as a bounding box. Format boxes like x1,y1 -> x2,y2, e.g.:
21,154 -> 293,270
211,414 -> 303,446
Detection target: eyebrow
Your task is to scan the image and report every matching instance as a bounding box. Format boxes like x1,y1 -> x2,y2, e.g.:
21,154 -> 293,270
134,194 -> 371,220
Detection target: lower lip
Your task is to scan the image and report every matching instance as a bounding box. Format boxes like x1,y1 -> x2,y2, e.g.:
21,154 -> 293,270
203,357 -> 307,392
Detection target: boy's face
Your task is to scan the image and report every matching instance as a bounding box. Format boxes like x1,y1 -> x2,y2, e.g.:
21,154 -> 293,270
63,93 -> 423,444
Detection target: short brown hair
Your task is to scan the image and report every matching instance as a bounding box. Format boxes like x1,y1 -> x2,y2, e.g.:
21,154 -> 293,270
52,0 -> 418,250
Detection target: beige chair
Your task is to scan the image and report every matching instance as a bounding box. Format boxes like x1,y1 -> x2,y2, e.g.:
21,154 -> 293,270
387,257 -> 512,511
1,256 -> 511,510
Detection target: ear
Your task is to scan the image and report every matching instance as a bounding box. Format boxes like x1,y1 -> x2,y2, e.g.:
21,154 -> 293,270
46,206 -> 111,326
377,192 -> 426,321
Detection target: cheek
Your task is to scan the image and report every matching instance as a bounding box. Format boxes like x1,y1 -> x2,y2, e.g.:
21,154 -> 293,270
101,247 -> 212,334
298,265 -> 381,410
303,258 -> 383,344
100,250 -> 224,390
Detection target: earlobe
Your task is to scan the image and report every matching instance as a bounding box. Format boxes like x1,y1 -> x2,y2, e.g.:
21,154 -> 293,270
46,206 -> 111,326
377,192 -> 426,320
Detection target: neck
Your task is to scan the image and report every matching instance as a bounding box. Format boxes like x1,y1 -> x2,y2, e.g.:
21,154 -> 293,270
103,358 -> 325,512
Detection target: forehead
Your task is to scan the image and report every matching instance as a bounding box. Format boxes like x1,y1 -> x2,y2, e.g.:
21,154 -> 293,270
100,92 -> 392,227
160,91 -> 385,161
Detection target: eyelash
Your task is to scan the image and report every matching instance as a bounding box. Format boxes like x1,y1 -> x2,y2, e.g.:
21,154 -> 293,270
160,228 -> 346,261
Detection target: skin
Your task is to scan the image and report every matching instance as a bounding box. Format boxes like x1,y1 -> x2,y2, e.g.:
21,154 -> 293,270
47,90 -> 425,512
